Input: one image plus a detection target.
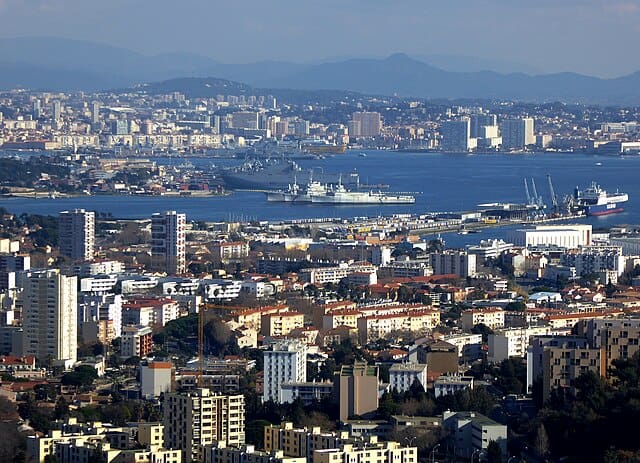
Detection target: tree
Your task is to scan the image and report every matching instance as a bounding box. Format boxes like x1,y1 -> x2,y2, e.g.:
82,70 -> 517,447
471,323 -> 494,343
486,440 -> 504,463
534,423 -> 550,457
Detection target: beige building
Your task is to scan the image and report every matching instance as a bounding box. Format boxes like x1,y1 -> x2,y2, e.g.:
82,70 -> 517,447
460,308 -> 505,331
260,311 -> 305,337
21,269 -> 77,367
577,317 -> 640,368
334,362 -> 379,421
205,443 -> 306,463
357,310 -> 441,344
314,440 -> 417,463
323,310 -> 362,330
163,389 -> 245,463
264,422 -> 347,459
26,419 -> 179,463
542,346 -> 605,400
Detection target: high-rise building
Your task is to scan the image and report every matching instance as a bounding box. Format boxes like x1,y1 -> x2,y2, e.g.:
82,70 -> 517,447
52,100 -> 62,121
500,118 -> 535,150
263,340 -> 307,403
440,119 -> 476,152
334,361 -> 379,420
59,209 -> 95,261
469,114 -> 497,138
351,112 -> 382,137
111,119 -> 129,135
32,99 -> 42,119
231,111 -> 259,130
91,101 -> 100,125
21,269 -> 77,367
163,389 -> 245,463
151,211 -> 186,274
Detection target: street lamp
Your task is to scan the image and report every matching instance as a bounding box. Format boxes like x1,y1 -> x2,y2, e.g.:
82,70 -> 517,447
404,436 -> 416,447
430,443 -> 441,463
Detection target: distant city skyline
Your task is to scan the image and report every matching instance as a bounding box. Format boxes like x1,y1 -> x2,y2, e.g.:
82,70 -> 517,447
0,0 -> 638,78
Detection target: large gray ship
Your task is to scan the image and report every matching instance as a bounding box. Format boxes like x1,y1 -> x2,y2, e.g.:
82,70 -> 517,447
219,159 -> 360,190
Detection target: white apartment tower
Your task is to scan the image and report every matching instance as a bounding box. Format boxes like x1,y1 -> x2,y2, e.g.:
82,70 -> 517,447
151,211 -> 186,274
21,269 -> 77,366
59,209 -> 95,261
163,389 -> 245,463
263,340 -> 307,403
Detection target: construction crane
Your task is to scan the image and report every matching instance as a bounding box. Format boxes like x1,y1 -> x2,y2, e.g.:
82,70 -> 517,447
547,174 -> 559,215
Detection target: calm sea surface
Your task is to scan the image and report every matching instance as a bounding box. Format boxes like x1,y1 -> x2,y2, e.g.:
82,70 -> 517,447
1,150 -> 637,246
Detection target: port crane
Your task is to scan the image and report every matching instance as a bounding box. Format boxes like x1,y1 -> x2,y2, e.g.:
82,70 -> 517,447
547,174 -> 559,215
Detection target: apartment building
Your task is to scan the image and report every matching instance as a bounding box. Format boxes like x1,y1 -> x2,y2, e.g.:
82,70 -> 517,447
542,344 -> 605,400
151,211 -> 186,274
334,362 -> 379,421
389,362 -> 428,393
263,340 -> 307,403
460,308 -> 505,331
163,389 -> 245,463
120,325 -> 153,359
59,209 -> 95,261
260,312 -> 304,337
21,269 -> 77,367
357,310 -> 441,344
487,326 -> 551,363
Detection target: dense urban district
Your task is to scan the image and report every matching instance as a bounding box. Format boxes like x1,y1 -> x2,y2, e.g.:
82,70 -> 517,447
0,82 -> 639,158
2,85 -> 640,463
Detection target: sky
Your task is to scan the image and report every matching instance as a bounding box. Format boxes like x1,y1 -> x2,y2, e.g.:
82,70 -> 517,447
0,0 -> 638,77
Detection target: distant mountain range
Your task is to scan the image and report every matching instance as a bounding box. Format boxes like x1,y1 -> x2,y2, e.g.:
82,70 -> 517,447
0,37 -> 639,104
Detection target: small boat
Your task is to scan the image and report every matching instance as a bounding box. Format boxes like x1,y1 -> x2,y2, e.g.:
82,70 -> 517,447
359,153 -> 367,158
595,162 -> 603,166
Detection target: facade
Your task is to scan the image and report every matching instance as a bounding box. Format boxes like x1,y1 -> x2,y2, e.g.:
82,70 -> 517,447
442,333 -> 483,361
461,308 -> 505,331
279,382 -> 334,405
441,119 -> 475,152
509,224 -> 592,249
151,211 -> 186,274
264,422 -> 346,459
434,374 -> 474,398
334,362 -> 379,421
314,441 -> 417,463
357,310 -> 440,344
211,241 -> 250,261
429,251 -> 477,277
120,325 -> 153,359
163,389 -> 245,463
526,335 -> 590,394
577,318 -> 640,368
500,118 -> 535,150
263,340 -> 307,403
351,112 -> 382,137
21,269 -> 77,367
443,411 -> 507,459
59,209 -> 95,261
487,326 -> 551,363
560,245 -> 626,284
542,344 -> 605,400
141,361 -> 175,399
205,444 -> 305,463
260,312 -> 305,337
300,264 -> 377,285
389,362 -> 428,392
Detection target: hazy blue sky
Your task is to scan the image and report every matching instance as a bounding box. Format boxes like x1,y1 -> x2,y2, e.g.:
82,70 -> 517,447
0,0 -> 637,77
